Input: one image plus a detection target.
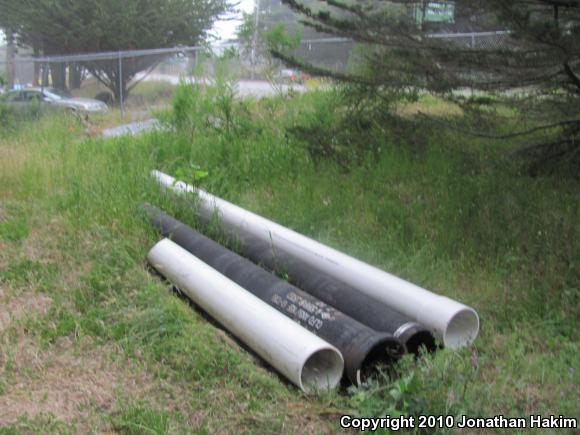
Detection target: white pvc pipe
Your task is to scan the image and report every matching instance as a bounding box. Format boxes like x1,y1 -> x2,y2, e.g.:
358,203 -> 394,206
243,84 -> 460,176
152,170 -> 480,348
147,238 -> 344,393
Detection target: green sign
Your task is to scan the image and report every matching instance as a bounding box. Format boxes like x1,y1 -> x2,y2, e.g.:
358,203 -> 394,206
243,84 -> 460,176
414,2 -> 455,26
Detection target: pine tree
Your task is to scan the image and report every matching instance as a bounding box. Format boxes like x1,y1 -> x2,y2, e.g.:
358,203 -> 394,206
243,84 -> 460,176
274,1 -> 580,172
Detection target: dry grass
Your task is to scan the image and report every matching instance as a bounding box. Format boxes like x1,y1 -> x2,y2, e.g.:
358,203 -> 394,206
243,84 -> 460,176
397,94 -> 463,117
0,294 -> 52,334
0,338 -> 150,429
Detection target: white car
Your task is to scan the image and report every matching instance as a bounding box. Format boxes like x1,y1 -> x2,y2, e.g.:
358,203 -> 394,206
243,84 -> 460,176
0,87 -> 108,113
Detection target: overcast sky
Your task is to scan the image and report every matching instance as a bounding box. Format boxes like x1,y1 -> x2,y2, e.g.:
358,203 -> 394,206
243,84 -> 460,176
0,0 -> 256,47
212,0 -> 256,41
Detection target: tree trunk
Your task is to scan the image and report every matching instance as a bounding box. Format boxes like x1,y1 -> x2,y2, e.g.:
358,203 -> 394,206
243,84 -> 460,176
109,76 -> 128,106
41,63 -> 50,87
68,62 -> 83,89
5,29 -> 16,89
33,46 -> 41,86
50,62 -> 67,90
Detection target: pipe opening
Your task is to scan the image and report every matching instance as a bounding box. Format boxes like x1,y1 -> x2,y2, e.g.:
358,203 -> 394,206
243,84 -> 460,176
356,340 -> 404,386
404,330 -> 438,356
444,308 -> 480,349
300,348 -> 344,393
395,322 -> 437,356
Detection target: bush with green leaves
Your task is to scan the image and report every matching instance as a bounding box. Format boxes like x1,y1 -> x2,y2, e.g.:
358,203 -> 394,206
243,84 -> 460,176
170,50 -> 246,138
286,86 -> 423,170
0,102 -> 50,135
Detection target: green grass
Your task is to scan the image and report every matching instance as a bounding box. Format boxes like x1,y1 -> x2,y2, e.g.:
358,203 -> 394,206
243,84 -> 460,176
0,413 -> 72,435
110,403 -> 188,434
71,78 -> 176,109
0,218 -> 29,243
0,83 -> 578,432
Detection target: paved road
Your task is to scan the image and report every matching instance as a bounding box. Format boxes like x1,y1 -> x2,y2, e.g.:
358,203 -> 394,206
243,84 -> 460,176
102,119 -> 162,138
136,73 -> 306,98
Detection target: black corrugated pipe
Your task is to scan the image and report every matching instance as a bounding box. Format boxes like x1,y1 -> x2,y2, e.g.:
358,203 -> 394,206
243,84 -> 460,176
237,238 -> 437,355
186,209 -> 437,356
237,240 -> 436,355
140,203 -> 404,385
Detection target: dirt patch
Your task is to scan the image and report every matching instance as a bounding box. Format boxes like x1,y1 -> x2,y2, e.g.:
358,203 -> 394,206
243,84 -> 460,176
18,217 -> 68,265
0,338 -> 152,428
0,294 -> 53,333
0,213 -> 153,429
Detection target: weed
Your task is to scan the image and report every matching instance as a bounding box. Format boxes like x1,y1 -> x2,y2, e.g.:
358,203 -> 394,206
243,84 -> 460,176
0,260 -> 46,285
0,413 -> 72,434
0,217 -> 29,243
0,103 -> 49,135
111,403 -> 187,434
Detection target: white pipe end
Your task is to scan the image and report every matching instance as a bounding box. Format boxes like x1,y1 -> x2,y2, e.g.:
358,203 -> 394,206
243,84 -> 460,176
300,348 -> 344,393
443,308 -> 480,349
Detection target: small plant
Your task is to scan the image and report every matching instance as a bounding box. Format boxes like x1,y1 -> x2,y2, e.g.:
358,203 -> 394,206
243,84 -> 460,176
212,47 -> 240,133
111,402 -> 187,434
349,362 -> 426,419
0,103 -> 15,131
0,100 -> 49,135
171,49 -> 242,139
174,162 -> 209,186
349,349 -> 481,425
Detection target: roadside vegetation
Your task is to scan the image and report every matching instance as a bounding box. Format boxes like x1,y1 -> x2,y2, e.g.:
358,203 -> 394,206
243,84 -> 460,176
0,80 -> 578,432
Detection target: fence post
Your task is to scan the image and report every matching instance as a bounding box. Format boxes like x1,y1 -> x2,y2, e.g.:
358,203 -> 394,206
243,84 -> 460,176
6,29 -> 16,89
43,62 -> 49,87
250,0 -> 261,80
118,50 -> 124,121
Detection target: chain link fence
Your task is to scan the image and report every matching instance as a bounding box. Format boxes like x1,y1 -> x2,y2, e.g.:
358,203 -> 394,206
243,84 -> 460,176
0,31 -> 511,124
428,31 -> 512,50
1,46 -> 206,122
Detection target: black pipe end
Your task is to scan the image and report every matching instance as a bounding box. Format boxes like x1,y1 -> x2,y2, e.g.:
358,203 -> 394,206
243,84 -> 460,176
395,322 -> 437,356
349,335 -> 405,386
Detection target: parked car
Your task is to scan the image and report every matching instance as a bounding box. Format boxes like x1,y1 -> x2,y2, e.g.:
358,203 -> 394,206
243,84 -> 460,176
0,87 -> 108,113
276,69 -> 310,84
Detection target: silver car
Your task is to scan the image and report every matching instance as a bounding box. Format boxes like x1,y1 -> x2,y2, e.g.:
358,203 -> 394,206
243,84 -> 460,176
0,87 -> 108,113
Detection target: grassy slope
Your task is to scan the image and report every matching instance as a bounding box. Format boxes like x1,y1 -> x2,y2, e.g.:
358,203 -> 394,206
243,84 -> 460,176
0,88 -> 578,433
0,116 -> 338,433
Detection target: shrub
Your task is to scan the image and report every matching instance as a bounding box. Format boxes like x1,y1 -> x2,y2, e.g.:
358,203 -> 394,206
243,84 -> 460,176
0,102 -> 49,134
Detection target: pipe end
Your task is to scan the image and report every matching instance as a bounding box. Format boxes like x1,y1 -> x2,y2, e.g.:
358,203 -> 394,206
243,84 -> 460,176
354,337 -> 405,386
394,322 -> 437,355
300,348 -> 344,393
444,308 -> 480,349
